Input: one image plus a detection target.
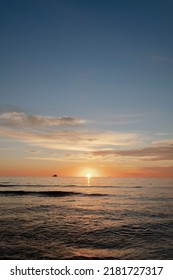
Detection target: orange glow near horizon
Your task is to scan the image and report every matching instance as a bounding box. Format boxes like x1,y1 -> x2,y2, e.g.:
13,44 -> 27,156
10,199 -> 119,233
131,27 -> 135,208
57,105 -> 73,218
0,155 -> 173,178
0,160 -> 173,178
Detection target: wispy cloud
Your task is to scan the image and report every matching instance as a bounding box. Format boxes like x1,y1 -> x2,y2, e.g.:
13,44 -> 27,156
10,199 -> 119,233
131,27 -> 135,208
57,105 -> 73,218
29,149 -> 41,154
0,111 -> 146,152
101,113 -> 145,125
0,124 -> 144,152
1,111 -> 172,164
151,55 -> 173,64
0,112 -> 86,127
92,141 -> 173,161
118,50 -> 173,66
0,147 -> 14,151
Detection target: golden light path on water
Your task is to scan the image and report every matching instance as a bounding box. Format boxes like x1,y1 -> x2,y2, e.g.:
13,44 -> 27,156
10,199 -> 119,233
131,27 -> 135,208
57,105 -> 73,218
86,173 -> 92,185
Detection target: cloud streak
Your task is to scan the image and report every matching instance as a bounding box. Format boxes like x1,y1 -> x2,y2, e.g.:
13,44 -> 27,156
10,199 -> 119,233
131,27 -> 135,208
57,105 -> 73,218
1,111 -> 172,164
0,112 -> 86,127
100,113 -> 145,125
151,55 -> 173,64
0,111 -> 146,152
0,124 -> 144,152
92,141 -> 173,161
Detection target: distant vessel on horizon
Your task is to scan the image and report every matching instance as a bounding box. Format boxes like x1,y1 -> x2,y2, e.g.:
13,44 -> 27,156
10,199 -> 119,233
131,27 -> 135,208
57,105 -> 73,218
52,174 -> 57,177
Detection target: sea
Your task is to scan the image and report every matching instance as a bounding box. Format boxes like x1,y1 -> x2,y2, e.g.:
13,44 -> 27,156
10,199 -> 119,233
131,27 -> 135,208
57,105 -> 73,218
0,176 -> 173,260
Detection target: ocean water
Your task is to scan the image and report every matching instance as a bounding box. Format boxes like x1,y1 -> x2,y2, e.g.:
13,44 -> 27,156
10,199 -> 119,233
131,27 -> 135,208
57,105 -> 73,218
0,176 -> 173,260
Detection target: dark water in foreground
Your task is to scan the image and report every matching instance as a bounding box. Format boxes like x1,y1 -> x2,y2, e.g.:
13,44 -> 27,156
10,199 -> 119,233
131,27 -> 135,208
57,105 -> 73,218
0,177 -> 173,260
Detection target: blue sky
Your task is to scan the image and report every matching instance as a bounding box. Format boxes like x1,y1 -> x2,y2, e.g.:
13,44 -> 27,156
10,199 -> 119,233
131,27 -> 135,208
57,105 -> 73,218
0,0 -> 173,176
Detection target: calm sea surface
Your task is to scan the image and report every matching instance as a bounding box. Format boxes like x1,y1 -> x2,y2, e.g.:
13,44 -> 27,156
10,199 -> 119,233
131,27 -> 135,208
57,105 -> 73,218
0,177 -> 173,259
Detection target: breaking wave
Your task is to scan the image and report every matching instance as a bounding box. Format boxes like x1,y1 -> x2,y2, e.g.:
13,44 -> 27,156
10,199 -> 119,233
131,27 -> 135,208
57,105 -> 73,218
0,190 -> 108,197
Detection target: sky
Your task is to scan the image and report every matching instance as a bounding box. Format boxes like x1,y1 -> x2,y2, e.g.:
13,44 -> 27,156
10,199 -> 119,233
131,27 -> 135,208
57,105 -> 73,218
0,0 -> 173,177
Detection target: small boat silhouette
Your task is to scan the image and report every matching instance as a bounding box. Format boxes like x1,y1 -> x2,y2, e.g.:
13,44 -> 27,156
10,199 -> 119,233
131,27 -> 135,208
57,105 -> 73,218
52,174 -> 57,177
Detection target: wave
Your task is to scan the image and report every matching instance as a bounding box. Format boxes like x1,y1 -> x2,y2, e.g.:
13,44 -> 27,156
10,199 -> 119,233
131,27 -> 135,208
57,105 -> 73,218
0,184 -> 18,187
85,193 -> 108,196
0,190 -> 109,198
0,190 -> 81,197
0,184 -> 60,188
0,184 -> 144,189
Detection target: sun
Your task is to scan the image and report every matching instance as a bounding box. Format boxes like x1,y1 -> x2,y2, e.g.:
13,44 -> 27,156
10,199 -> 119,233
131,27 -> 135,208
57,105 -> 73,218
86,172 -> 92,179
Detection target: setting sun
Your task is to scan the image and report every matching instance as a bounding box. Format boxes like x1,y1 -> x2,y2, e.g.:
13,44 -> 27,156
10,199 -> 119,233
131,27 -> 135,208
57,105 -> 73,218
86,173 -> 92,179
